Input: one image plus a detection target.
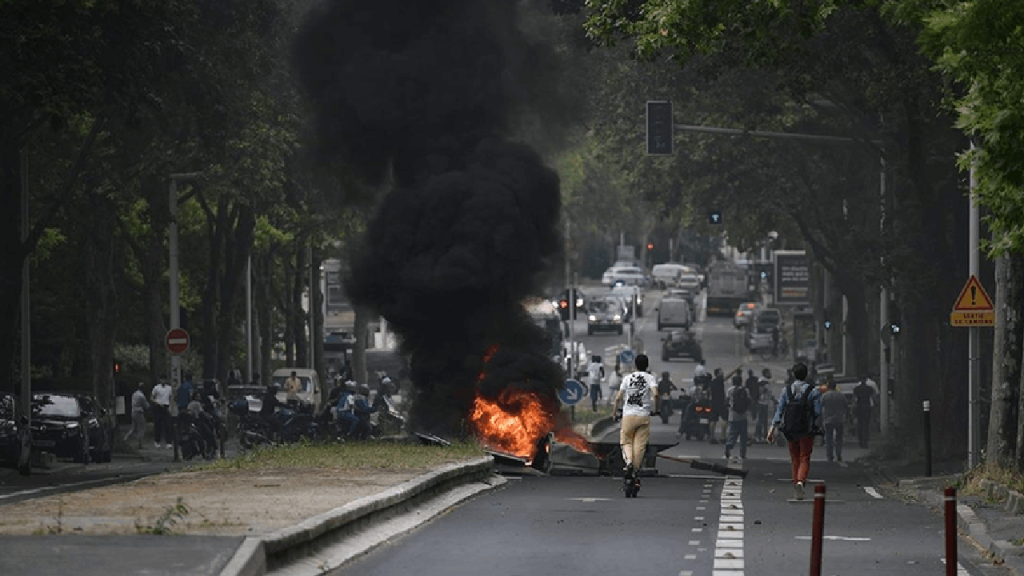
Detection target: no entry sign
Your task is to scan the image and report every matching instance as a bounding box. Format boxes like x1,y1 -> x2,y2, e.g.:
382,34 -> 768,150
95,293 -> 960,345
166,328 -> 190,355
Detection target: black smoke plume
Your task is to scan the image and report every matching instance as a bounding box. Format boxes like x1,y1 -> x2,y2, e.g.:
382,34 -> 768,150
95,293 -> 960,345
294,0 -> 566,435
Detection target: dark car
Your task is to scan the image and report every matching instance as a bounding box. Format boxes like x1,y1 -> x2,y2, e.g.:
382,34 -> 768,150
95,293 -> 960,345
661,329 -> 703,362
78,394 -> 116,463
30,392 -> 92,464
0,394 -> 32,475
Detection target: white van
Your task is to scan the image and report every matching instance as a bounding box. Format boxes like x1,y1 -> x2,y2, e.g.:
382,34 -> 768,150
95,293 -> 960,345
271,368 -> 323,412
657,298 -> 692,331
651,263 -> 686,289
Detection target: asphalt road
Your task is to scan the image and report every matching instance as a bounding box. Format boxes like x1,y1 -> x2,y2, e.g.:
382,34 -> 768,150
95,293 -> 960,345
326,418 -> 1011,576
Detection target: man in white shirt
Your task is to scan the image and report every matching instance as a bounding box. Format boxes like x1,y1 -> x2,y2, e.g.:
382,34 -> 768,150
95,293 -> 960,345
150,380 -> 173,449
613,354 -> 659,482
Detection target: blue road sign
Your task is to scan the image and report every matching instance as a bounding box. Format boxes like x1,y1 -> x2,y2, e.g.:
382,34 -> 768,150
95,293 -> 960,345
618,349 -> 635,366
559,379 -> 586,406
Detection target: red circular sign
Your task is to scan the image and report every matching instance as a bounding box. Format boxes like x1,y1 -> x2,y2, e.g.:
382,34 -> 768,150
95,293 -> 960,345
166,328 -> 190,355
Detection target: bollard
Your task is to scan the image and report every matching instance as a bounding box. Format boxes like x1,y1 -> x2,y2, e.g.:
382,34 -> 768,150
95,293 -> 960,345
924,400 -> 932,477
945,487 -> 956,576
810,483 -> 826,576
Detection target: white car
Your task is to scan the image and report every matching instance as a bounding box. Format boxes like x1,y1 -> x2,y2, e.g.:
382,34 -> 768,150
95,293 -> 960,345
651,263 -> 687,289
601,266 -> 647,287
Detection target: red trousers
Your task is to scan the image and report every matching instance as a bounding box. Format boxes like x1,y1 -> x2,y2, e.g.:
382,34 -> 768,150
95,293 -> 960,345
787,436 -> 815,483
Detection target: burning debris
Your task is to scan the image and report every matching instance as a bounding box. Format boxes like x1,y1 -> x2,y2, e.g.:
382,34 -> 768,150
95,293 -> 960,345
294,0 -> 581,456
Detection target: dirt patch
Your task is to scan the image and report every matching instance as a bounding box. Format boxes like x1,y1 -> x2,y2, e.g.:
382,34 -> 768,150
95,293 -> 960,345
0,467 -> 427,536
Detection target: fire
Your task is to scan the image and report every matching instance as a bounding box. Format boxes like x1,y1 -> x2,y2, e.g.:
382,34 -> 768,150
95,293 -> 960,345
468,387 -> 594,462
469,387 -> 554,461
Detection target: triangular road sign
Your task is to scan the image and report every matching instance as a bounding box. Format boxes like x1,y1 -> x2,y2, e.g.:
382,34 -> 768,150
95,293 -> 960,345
952,275 -> 994,311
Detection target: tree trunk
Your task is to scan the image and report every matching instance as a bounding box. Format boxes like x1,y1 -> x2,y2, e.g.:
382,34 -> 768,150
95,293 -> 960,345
311,245 -> 326,404
254,252 -> 274,386
292,242 -> 308,367
83,197 -> 118,409
352,306 -> 370,387
214,204 -> 254,385
989,253 -> 1023,465
0,138 -> 25,394
201,197 -> 227,380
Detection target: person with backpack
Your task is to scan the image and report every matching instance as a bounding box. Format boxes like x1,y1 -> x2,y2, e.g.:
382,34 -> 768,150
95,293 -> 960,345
725,373 -> 750,460
767,362 -> 823,500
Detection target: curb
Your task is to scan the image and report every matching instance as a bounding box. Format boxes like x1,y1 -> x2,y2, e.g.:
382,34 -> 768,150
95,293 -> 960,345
899,477 -> 1024,576
219,456 -> 497,576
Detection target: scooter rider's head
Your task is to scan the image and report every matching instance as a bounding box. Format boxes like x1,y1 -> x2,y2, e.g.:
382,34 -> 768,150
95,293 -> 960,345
635,354 -> 649,372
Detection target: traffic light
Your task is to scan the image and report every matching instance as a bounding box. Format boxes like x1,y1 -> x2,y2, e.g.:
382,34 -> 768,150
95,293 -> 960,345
824,314 -> 832,331
646,242 -> 654,251
646,101 -> 673,155
113,360 -> 121,374
708,210 -> 722,225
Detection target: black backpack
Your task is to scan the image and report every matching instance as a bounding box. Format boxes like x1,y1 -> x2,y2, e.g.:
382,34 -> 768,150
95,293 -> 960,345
730,387 -> 750,413
779,383 -> 814,440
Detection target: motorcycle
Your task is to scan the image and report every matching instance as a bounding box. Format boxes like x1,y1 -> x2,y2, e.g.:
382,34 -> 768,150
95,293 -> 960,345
679,397 -> 712,441
179,412 -> 218,460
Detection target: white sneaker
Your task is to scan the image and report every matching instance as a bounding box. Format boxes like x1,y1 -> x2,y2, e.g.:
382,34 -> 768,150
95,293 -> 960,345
794,482 -> 805,500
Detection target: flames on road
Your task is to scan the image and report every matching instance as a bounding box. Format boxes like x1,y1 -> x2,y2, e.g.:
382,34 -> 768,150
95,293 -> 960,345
469,345 -> 592,464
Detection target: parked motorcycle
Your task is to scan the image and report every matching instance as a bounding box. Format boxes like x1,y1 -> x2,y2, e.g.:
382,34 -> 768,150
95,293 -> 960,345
179,412 -> 218,460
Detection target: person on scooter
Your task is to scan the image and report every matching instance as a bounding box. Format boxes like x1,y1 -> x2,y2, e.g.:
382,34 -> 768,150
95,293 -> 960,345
657,371 -> 677,424
333,381 -> 360,438
613,353 -> 658,492
351,385 -> 378,439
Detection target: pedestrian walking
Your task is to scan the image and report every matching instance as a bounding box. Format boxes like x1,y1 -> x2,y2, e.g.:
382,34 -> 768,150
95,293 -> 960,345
606,364 -> 621,405
821,379 -> 848,462
613,354 -> 658,481
853,376 -> 875,448
724,374 -> 750,460
123,382 -> 150,448
755,369 -> 774,442
150,379 -> 173,449
767,363 -> 823,500
744,368 -> 760,437
587,355 -> 605,411
708,367 -> 736,444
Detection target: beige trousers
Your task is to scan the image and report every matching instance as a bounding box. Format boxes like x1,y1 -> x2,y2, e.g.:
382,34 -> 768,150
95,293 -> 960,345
620,414 -> 651,469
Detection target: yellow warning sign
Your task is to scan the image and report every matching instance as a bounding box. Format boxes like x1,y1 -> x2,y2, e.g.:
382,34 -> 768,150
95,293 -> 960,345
952,275 -> 994,311
950,275 -> 994,327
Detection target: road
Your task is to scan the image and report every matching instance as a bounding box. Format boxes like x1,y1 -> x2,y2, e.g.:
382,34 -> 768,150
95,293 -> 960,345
324,287 -> 1011,576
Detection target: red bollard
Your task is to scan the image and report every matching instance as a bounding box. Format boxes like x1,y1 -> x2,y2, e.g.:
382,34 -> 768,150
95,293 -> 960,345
810,483 -> 826,576
945,487 -> 957,576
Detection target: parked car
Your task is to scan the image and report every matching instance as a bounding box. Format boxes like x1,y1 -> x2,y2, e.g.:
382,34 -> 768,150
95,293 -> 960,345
587,295 -> 627,335
324,331 -> 356,352
30,392 -> 92,464
0,393 -> 32,475
601,266 -> 647,287
661,329 -> 703,362
78,394 -> 116,463
733,301 -> 760,329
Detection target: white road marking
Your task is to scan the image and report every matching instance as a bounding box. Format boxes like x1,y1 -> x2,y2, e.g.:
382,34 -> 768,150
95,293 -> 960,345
567,497 -> 611,502
864,486 -> 883,499
712,477 -> 744,576
795,535 -> 871,542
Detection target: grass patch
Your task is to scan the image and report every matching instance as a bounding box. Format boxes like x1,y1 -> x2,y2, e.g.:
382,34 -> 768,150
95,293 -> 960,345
954,462 -> 1024,496
194,439 -> 485,472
